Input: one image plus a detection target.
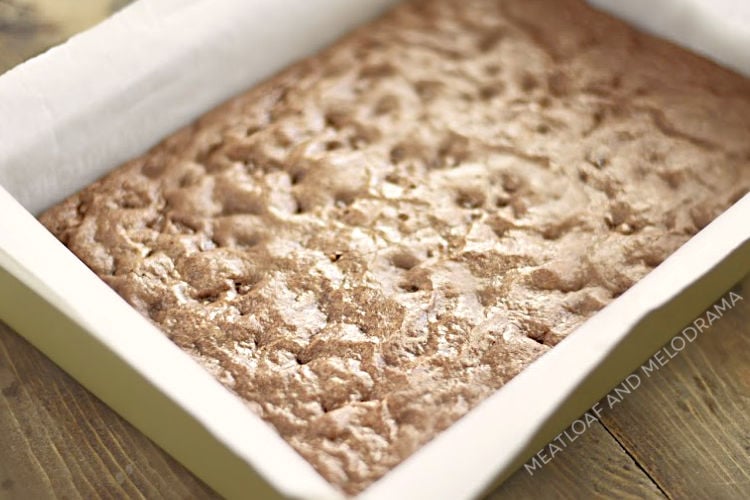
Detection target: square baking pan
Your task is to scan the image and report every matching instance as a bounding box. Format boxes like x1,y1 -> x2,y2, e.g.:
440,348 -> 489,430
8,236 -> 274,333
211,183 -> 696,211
1,0 -> 749,498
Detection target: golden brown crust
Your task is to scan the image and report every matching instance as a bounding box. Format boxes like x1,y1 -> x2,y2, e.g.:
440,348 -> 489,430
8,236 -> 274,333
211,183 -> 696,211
40,0 -> 750,493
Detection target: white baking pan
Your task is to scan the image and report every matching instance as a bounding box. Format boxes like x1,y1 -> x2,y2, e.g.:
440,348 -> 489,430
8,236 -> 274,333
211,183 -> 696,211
0,1 -> 748,498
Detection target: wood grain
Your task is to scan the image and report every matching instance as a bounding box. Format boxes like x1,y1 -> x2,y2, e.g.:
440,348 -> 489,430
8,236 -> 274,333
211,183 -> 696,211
0,0 -> 128,73
0,321 -> 217,500
599,275 -> 750,499
488,421 -> 664,500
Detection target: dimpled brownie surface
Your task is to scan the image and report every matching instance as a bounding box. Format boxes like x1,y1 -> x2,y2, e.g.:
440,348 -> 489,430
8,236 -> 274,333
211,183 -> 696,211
40,0 -> 750,493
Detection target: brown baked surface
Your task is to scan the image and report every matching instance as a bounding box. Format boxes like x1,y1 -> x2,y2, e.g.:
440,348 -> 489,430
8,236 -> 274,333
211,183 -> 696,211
40,0 -> 750,493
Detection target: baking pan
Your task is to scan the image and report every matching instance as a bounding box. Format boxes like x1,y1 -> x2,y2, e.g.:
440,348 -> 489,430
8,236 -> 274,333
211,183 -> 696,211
1,0 -> 748,498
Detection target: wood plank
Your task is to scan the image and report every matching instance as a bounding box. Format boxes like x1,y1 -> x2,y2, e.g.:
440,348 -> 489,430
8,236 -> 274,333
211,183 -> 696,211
0,321 -> 218,500
599,275 -> 750,499
0,0 -> 127,74
487,421 -> 664,499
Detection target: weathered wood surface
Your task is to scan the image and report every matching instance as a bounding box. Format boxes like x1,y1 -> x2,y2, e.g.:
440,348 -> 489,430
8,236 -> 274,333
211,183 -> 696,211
0,321 -> 218,500
2,2 -> 750,499
598,277 -> 750,500
488,421 -> 665,500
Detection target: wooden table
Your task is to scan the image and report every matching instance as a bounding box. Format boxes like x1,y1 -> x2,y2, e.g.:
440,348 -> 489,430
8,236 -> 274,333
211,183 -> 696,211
2,2 -> 750,498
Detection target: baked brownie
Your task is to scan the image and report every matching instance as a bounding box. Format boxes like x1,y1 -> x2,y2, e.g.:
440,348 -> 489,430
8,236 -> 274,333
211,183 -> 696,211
40,0 -> 750,493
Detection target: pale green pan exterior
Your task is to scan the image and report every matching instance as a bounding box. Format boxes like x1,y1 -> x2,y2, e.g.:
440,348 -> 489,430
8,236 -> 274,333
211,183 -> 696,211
1,239 -> 749,499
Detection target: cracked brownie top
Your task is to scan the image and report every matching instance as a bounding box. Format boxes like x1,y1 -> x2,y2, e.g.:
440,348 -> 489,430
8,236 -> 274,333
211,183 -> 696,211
40,0 -> 750,494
